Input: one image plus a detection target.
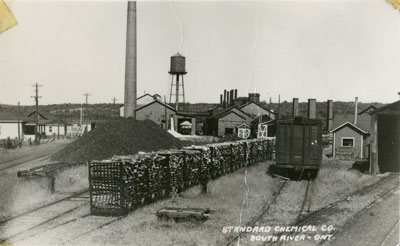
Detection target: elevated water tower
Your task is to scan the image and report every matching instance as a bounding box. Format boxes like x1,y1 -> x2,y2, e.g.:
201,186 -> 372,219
168,52 -> 187,111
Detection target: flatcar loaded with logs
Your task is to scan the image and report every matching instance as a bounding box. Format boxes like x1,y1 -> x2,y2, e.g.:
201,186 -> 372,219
272,117 -> 322,179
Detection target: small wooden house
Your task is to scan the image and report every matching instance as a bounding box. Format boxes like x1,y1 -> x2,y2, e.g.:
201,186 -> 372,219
331,122 -> 369,160
330,105 -> 376,160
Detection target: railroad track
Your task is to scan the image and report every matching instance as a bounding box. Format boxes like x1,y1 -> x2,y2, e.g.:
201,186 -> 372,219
0,154 -> 51,172
0,188 -> 128,246
270,180 -> 313,246
265,173 -> 399,246
0,189 -> 89,243
226,178 -> 314,246
315,182 -> 400,246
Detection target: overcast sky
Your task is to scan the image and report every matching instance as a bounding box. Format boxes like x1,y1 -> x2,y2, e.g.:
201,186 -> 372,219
0,0 -> 399,106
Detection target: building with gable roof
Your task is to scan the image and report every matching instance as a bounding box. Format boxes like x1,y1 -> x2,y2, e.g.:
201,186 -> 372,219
208,106 -> 253,137
330,104 -> 377,160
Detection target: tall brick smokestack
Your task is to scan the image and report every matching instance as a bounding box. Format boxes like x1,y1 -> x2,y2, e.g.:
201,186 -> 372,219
308,99 -> 316,119
230,89 -> 234,106
124,1 -> 137,118
292,98 -> 299,117
327,100 -> 333,131
220,94 -> 223,105
227,90 -> 230,106
224,90 -> 227,108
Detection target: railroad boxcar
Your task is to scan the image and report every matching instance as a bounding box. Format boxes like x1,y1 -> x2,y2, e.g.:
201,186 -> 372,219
273,117 -> 322,179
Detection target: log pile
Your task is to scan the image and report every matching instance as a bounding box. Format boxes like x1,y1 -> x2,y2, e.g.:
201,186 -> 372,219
89,139 -> 274,216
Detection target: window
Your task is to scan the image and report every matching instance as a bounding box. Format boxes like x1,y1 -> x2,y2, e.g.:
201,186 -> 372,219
49,126 -> 52,133
341,137 -> 354,147
225,128 -> 233,135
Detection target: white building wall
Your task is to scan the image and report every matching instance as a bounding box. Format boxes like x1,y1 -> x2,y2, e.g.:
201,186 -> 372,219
0,122 -> 23,139
44,125 -> 66,136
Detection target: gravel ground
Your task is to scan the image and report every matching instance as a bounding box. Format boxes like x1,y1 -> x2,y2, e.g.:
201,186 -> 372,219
326,187 -> 400,246
9,162 -> 279,246
0,139 -> 71,172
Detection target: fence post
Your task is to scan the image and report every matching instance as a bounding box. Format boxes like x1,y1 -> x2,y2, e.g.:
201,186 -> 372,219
88,161 -> 93,215
119,161 -> 125,215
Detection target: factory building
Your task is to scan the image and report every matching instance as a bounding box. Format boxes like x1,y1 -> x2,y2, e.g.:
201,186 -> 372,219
208,90 -> 275,137
135,99 -> 176,129
209,107 -> 253,137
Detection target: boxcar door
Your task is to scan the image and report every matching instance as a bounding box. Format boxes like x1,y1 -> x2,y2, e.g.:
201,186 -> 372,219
309,124 -> 320,165
277,122 -> 291,165
291,125 -> 304,165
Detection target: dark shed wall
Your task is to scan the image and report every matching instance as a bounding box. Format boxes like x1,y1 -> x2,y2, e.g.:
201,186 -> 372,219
377,114 -> 400,172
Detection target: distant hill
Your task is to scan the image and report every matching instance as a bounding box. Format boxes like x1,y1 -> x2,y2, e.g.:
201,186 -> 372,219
1,101 -> 386,130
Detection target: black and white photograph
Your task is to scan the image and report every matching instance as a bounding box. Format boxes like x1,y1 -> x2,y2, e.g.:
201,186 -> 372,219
0,0 -> 399,245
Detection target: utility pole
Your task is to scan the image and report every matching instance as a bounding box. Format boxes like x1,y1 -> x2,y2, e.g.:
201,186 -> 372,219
32,83 -> 42,145
17,101 -> 21,141
83,93 -> 91,132
164,95 -> 168,130
277,94 -> 281,120
112,97 -> 118,117
57,105 -> 60,140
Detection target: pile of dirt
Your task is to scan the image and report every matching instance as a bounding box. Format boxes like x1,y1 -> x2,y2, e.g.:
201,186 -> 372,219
52,118 -> 183,164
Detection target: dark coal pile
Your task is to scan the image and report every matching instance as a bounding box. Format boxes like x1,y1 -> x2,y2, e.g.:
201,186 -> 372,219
52,118 -> 183,164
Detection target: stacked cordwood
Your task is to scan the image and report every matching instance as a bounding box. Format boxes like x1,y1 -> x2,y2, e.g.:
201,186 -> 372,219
89,138 -> 273,216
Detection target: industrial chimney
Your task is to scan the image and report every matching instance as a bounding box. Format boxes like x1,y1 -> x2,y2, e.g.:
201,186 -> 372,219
354,97 -> 358,125
224,90 -> 227,108
292,98 -> 299,117
308,99 -> 316,119
327,100 -> 333,131
124,1 -> 137,118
